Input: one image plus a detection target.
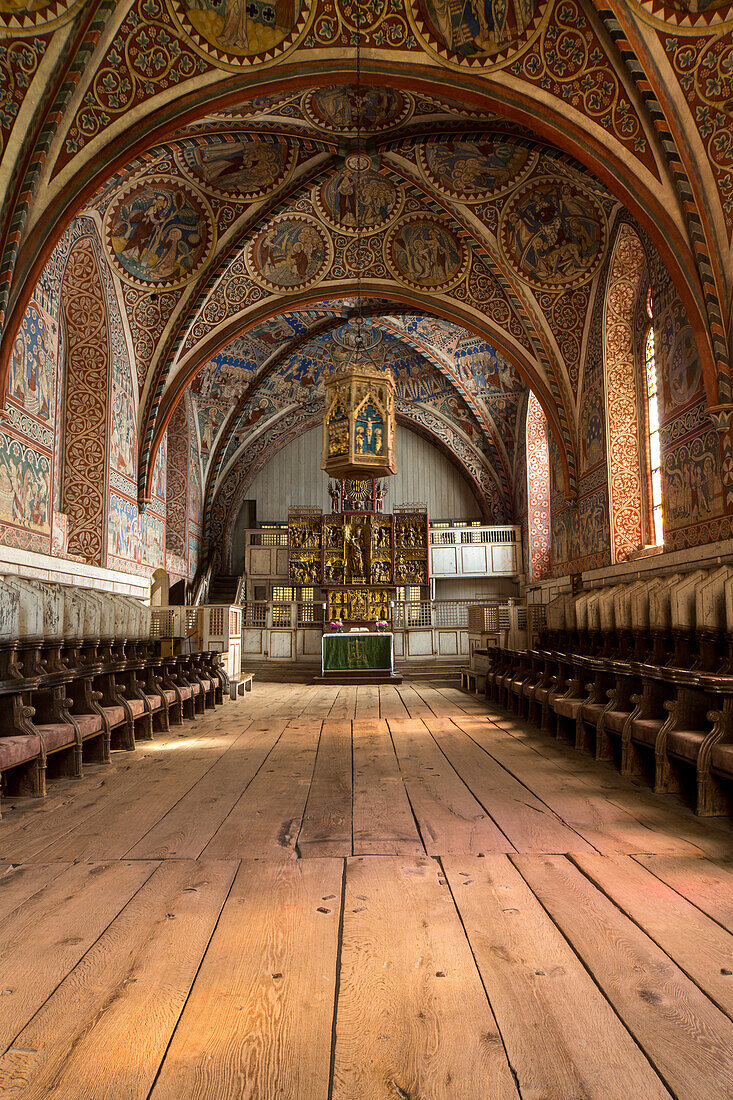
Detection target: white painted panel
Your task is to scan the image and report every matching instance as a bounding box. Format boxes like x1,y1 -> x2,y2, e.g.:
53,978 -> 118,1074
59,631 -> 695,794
244,423 -> 481,522
491,544 -> 517,574
460,545 -> 489,575
301,630 -> 322,655
437,630 -> 458,655
394,631 -> 404,657
459,631 -> 469,654
249,548 -> 274,576
275,549 -> 289,576
269,630 -> 293,658
407,630 -> 433,656
242,629 -> 264,654
431,546 -> 458,576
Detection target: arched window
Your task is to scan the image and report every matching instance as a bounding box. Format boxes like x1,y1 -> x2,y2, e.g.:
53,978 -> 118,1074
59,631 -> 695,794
526,392 -> 550,581
644,295 -> 664,545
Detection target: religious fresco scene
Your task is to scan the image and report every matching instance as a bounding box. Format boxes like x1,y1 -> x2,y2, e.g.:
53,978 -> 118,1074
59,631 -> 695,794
0,0 -> 732,1094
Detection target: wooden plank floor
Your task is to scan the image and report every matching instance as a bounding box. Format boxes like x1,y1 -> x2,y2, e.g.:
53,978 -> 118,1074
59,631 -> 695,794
0,681 -> 732,1099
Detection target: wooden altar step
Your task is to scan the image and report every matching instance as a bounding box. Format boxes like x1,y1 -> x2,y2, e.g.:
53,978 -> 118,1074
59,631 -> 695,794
313,671 -> 403,685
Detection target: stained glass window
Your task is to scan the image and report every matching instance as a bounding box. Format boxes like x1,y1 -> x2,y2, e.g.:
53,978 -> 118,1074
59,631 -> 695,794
644,322 -> 664,545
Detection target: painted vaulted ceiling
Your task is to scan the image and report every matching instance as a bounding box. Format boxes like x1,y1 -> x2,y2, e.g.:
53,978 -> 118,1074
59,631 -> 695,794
0,0 -> 730,531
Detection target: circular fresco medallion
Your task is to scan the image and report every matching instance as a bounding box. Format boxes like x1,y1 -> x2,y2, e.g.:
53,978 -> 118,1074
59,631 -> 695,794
499,176 -> 607,291
302,86 -> 413,134
626,0 -> 732,31
165,0 -> 312,70
384,214 -> 469,292
418,138 -> 537,203
410,0 -> 551,70
331,320 -> 383,351
314,158 -> 403,235
103,175 -> 215,291
176,136 -> 294,202
246,213 -> 333,293
0,0 -> 84,35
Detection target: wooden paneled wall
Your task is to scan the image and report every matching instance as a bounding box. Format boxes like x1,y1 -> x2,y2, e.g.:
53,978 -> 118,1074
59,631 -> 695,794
246,425 -> 482,522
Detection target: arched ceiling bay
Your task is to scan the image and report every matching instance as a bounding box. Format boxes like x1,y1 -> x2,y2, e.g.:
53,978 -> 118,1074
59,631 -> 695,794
72,102 -> 645,504
192,313 -> 524,526
1,0 -> 729,488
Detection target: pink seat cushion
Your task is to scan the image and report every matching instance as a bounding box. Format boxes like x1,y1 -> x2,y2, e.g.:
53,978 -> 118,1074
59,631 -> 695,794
190,683 -> 202,695
178,685 -> 193,699
164,689 -> 178,704
0,735 -> 41,770
75,714 -> 103,738
667,729 -> 706,762
37,723 -> 76,752
103,705 -> 126,727
145,694 -> 162,710
128,698 -> 146,717
711,743 -> 733,777
631,718 -> 663,746
581,704 -> 605,726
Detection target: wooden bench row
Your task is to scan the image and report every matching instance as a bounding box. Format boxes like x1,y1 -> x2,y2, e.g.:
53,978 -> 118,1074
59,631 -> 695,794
0,642 -> 229,818
474,646 -> 733,817
544,565 -> 733,672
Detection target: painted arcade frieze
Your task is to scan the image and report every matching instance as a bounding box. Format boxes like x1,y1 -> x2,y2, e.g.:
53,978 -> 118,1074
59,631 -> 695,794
417,138 -> 537,203
245,213 -> 332,292
499,177 -> 607,292
166,0 -> 312,68
104,176 -> 216,290
175,136 -> 295,201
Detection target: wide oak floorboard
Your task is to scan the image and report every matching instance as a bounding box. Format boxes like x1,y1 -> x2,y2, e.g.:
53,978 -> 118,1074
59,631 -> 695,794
0,682 -> 729,1099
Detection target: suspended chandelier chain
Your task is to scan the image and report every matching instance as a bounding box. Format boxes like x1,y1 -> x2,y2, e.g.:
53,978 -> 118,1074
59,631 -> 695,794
355,0 -> 363,328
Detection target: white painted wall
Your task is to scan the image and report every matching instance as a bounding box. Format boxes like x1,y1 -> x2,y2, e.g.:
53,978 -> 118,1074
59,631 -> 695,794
245,423 -> 482,523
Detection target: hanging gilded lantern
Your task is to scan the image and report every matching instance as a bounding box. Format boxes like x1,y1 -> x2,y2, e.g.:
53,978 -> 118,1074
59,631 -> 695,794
322,334 -> 397,480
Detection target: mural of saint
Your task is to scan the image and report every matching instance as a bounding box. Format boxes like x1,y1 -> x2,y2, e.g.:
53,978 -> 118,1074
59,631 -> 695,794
111,388 -> 136,476
419,0 -> 536,57
249,216 -> 329,290
502,179 -> 606,290
580,392 -> 604,470
180,0 -> 301,55
422,140 -> 534,200
0,437 -> 51,534
179,138 -> 290,200
317,166 -> 401,233
387,217 -> 465,290
304,85 -> 409,132
105,178 -> 213,289
8,305 -> 55,423
667,325 -> 702,410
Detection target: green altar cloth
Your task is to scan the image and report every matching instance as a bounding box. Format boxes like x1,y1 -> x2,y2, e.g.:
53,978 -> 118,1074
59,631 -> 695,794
322,632 -> 393,672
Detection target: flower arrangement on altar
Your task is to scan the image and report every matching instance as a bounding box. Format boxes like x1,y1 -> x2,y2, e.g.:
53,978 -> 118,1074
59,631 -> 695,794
329,620 -> 345,633
375,619 -> 389,632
